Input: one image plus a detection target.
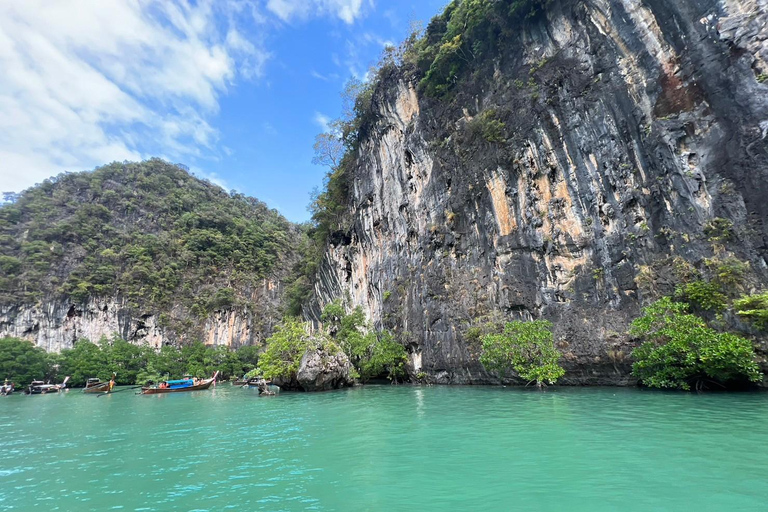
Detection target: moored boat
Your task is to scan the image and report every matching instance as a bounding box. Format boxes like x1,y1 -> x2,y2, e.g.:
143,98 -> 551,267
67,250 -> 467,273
1,379 -> 14,396
83,374 -> 116,394
232,375 -> 249,386
140,372 -> 218,395
27,376 -> 70,395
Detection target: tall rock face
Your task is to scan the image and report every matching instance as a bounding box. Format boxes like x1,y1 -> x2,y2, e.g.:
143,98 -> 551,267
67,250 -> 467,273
0,279 -> 286,352
309,0 -> 768,384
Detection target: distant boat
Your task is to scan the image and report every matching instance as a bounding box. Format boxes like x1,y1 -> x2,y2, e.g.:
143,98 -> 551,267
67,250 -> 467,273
245,377 -> 278,396
233,376 -> 262,387
232,375 -> 250,386
27,376 -> 70,395
1,380 -> 14,396
140,372 -> 218,395
83,374 -> 116,394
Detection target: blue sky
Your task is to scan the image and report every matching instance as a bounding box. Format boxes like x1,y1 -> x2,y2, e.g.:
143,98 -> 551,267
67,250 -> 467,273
0,0 -> 447,222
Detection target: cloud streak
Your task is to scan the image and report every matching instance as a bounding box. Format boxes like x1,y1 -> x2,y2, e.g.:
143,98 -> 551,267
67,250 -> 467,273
266,0 -> 370,25
0,0 -> 267,192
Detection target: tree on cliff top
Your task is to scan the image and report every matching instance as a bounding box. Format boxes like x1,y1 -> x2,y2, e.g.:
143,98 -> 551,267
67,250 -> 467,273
480,320 -> 565,387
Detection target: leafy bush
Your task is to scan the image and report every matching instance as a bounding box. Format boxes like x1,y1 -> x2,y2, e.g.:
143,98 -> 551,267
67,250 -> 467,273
0,256 -> 21,275
59,339 -> 109,386
703,217 -> 734,243
467,109 -> 506,142
353,331 -> 408,382
675,280 -> 727,312
56,335 -> 259,386
480,320 -> 565,386
257,318 -> 311,380
734,292 -> 768,330
704,257 -> 749,290
321,300 -> 408,382
630,298 -> 762,390
0,337 -> 56,386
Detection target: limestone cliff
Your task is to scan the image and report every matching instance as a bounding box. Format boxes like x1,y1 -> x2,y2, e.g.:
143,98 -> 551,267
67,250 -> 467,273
0,278 -> 285,352
309,0 -> 768,384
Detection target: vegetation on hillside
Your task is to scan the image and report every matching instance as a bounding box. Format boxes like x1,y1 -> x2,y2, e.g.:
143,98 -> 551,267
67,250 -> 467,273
0,159 -> 298,323
479,320 -> 565,386
733,292 -> 768,330
0,336 -> 259,387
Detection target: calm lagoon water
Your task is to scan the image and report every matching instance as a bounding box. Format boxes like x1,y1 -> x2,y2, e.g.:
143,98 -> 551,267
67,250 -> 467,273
1,385 -> 767,511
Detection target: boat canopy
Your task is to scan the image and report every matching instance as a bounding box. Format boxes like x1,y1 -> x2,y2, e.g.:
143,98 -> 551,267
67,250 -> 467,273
166,379 -> 194,385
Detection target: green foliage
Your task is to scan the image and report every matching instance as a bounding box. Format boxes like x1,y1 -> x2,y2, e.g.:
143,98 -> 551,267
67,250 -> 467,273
208,288 -> 237,311
480,320 -> 565,386
467,109 -> 506,142
464,318 -> 504,346
356,331 -> 408,382
0,337 -> 56,386
59,340 -> 109,386
704,257 -> 749,291
630,298 -> 762,390
257,318 -> 310,380
412,0 -> 549,97
757,73 -> 768,84
675,280 -> 728,312
0,159 -> 296,317
285,224 -> 321,316
703,217 -> 734,243
321,300 -> 408,382
0,255 -> 21,275
56,335 -> 259,386
734,292 -> 768,330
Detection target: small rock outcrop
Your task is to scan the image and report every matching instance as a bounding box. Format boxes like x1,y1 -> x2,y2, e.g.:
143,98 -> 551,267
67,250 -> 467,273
296,347 -> 354,391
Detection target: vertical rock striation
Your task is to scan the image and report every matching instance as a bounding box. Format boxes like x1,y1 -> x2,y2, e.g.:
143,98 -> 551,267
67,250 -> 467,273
310,0 -> 768,384
0,276 -> 287,351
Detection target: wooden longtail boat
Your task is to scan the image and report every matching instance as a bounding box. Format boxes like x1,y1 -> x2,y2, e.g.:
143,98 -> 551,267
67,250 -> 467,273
27,376 -> 70,395
140,372 -> 218,395
232,376 -> 249,386
1,380 -> 14,396
83,374 -> 116,394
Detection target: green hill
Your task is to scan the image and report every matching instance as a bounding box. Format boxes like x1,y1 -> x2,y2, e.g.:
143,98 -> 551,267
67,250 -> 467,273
0,159 -> 301,338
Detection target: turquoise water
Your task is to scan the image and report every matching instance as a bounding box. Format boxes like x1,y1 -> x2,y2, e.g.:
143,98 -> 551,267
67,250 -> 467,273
1,385 -> 767,511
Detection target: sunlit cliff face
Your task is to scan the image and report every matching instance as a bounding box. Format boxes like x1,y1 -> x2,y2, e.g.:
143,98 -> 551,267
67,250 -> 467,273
309,0 -> 768,384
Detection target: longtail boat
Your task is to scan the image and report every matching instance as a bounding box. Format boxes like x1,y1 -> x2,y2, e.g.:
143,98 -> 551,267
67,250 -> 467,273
1,380 -> 14,396
83,374 -> 116,394
232,375 -> 249,386
27,376 -> 70,395
140,372 -> 218,395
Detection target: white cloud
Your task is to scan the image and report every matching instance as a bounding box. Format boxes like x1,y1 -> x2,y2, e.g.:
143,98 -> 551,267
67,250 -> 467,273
0,0 -> 268,192
266,0 -> 369,25
311,70 -> 341,82
192,167 -> 230,190
313,112 -> 332,132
